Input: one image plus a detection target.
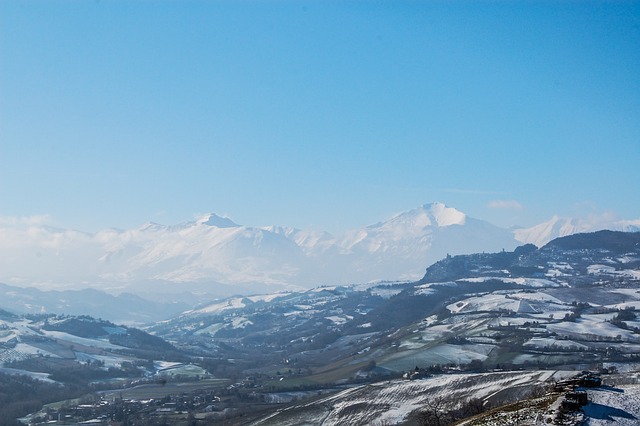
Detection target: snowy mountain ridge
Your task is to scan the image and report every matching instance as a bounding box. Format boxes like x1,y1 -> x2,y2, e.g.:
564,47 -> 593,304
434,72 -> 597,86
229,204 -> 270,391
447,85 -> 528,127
0,202 -> 637,296
514,214 -> 640,247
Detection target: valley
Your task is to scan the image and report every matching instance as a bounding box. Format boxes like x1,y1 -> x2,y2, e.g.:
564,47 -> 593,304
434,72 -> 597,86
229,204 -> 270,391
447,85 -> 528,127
1,230 -> 639,425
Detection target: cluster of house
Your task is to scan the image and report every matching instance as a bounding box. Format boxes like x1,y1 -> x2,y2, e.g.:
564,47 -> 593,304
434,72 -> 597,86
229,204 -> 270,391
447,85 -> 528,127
23,391 -> 223,425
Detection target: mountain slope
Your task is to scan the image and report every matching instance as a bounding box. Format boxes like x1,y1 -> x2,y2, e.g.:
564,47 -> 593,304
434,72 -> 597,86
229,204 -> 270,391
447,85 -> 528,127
514,214 -> 640,246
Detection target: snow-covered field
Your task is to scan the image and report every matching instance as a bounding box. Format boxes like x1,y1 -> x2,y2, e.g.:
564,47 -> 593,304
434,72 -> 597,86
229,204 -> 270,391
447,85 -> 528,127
524,337 -> 589,351
546,315 -> 640,343
249,370 -> 569,426
583,385 -> 640,425
157,363 -> 207,378
447,290 -> 568,316
75,352 -> 132,368
13,342 -> 60,358
458,277 -> 563,288
41,329 -> 126,350
0,367 -> 56,383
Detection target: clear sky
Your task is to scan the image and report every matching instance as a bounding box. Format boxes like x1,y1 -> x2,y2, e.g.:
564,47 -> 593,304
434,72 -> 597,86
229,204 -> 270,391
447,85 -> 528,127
1,0 -> 639,233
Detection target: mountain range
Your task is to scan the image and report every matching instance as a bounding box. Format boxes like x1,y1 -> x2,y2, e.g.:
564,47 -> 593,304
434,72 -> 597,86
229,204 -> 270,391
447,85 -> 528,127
1,202 -> 638,298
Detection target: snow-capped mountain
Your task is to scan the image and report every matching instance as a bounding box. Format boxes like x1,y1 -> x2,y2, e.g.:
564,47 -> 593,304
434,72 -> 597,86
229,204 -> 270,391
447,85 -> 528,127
514,214 -> 640,247
321,203 -> 518,283
116,202 -> 519,289
0,203 -> 637,297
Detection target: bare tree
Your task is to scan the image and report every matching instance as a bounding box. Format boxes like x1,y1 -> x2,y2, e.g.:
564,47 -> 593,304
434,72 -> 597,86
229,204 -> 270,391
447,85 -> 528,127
419,396 -> 453,426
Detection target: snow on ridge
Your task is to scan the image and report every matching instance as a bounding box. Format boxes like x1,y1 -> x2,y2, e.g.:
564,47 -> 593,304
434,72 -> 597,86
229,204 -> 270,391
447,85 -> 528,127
379,202 -> 466,232
425,202 -> 466,227
514,214 -> 640,247
513,215 -> 581,247
188,297 -> 247,315
246,292 -> 291,303
40,330 -> 125,350
458,277 -> 562,288
196,213 -> 239,228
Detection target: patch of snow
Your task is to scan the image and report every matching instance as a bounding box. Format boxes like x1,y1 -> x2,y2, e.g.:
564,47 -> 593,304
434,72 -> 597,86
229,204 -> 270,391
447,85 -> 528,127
547,316 -> 639,342
583,385 -> 640,426
370,287 -> 403,298
549,262 -> 573,270
194,322 -> 224,335
607,301 -> 640,311
524,337 -> 589,350
509,291 -> 564,303
546,269 -> 571,277
325,315 -> 353,325
0,367 -> 56,383
190,297 -> 246,314
312,286 -> 337,292
415,287 -> 436,296
154,361 -> 182,371
13,343 -> 60,358
76,352 -> 130,368
458,277 -> 562,287
246,292 -> 290,303
230,316 -> 253,329
41,330 -> 125,350
447,292 -> 562,315
588,264 -> 617,274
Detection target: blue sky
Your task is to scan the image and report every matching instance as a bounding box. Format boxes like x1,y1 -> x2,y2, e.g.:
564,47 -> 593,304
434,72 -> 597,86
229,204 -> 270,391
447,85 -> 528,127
1,1 -> 639,233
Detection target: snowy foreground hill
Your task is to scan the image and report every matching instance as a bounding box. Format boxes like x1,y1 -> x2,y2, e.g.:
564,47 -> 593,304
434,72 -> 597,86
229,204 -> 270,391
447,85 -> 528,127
1,202 -> 638,299
3,230 -> 640,425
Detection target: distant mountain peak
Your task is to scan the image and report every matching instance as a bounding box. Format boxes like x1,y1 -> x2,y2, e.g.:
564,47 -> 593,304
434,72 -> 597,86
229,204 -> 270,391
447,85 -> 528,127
196,213 -> 240,228
421,202 -> 466,227
366,202 -> 466,231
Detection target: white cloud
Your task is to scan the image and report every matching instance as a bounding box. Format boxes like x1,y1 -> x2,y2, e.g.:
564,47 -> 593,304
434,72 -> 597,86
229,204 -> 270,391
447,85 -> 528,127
0,214 -> 53,226
487,200 -> 523,210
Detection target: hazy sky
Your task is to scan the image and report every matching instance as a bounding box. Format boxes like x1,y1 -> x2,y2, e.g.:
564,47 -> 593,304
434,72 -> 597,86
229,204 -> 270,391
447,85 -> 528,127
1,1 -> 639,233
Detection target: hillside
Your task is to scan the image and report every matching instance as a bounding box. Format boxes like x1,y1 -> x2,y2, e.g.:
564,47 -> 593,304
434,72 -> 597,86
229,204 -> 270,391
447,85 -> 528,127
0,313 -> 199,424
152,231 -> 640,371
135,231 -> 640,424
8,230 -> 640,425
